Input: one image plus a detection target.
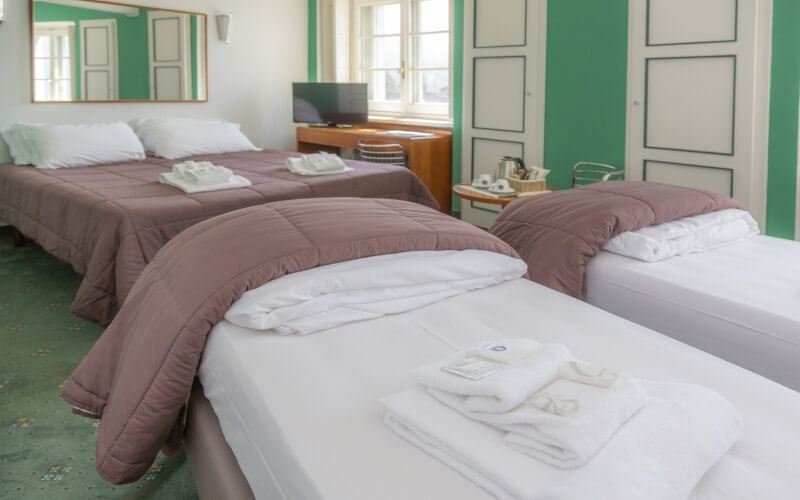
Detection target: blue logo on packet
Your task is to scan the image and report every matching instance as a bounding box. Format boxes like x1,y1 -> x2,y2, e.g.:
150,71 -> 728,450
491,345 -> 507,352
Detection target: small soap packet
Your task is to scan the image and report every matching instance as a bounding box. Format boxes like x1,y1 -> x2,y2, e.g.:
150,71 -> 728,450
559,360 -> 630,388
441,356 -> 497,380
468,340 -> 537,364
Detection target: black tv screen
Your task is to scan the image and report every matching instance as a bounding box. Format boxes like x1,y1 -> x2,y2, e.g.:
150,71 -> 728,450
292,82 -> 369,126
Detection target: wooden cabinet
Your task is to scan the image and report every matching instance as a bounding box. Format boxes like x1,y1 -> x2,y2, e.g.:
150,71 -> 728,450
296,125 -> 452,214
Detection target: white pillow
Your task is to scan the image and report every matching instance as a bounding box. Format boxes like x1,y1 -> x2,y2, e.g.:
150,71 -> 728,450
129,117 -> 228,153
1,124 -> 41,165
9,122 -> 146,169
138,120 -> 259,159
0,127 -> 13,164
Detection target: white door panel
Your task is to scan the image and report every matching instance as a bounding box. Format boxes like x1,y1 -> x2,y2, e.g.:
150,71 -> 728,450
148,11 -> 190,100
461,0 -> 546,228
627,0 -> 771,226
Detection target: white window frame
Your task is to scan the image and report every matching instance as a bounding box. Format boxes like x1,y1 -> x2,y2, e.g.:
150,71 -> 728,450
351,0 -> 452,120
33,22 -> 75,102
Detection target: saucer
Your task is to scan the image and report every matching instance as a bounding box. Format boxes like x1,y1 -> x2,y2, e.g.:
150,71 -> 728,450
488,186 -> 516,195
471,180 -> 492,189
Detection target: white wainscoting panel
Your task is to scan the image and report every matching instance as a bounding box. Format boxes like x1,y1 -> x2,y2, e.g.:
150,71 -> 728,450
474,0 -> 526,47
473,56 -> 525,132
645,160 -> 733,196
646,56 -> 735,154
648,0 -> 737,45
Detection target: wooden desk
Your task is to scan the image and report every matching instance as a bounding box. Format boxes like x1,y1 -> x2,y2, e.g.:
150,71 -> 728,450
296,125 -> 452,213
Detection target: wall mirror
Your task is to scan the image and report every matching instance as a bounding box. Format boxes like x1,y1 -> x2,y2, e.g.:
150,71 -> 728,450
30,0 -> 207,102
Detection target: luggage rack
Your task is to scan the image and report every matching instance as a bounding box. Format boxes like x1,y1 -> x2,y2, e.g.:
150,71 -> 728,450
357,141 -> 407,167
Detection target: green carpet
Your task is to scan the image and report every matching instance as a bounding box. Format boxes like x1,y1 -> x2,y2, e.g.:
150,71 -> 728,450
0,228 -> 198,499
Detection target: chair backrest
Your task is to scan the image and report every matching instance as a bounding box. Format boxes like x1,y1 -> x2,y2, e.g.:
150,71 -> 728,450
572,162 -> 624,187
357,141 -> 407,167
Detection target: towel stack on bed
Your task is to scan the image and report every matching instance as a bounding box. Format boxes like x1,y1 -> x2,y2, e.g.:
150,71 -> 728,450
159,160 -> 252,192
286,152 -> 354,175
382,339 -> 743,500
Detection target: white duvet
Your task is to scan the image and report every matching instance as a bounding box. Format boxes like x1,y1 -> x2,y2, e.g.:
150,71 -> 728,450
603,209 -> 759,262
224,250 -> 528,334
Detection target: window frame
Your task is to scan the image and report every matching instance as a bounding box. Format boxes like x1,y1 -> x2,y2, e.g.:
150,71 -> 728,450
32,22 -> 75,102
351,0 -> 453,121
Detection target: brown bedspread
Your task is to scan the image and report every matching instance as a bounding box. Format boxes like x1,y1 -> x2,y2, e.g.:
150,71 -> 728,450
60,197 -> 520,484
489,181 -> 741,299
0,150 -> 437,325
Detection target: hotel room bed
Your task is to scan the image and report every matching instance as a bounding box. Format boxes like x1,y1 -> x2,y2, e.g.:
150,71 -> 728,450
585,235 -> 800,390
490,181 -> 800,391
59,198 -> 800,499
0,150 -> 436,325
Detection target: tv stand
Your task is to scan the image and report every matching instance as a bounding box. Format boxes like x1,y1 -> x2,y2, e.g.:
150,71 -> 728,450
296,125 -> 452,213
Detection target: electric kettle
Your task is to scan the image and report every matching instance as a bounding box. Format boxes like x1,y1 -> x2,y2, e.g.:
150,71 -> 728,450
496,156 -> 527,180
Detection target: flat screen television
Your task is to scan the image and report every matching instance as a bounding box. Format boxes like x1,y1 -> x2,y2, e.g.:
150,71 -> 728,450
292,82 -> 369,127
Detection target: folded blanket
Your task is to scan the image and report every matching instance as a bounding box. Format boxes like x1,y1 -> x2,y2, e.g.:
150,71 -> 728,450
287,156 -> 354,176
603,208 -> 759,262
225,250 -> 528,335
429,374 -> 647,468
382,382 -> 742,500
173,161 -> 234,185
158,171 -> 251,193
411,341 -> 570,413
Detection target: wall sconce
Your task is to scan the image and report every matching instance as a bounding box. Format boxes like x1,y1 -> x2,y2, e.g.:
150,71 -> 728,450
216,13 -> 232,44
0,0 -> 6,24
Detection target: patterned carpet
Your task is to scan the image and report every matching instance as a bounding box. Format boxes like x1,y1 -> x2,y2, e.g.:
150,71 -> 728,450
0,228 -> 198,499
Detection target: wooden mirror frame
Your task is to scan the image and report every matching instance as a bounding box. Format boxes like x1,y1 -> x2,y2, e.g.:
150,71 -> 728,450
30,0 -> 208,103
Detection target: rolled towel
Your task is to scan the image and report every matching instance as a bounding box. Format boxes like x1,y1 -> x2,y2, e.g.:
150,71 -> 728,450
411,340 -> 570,413
382,382 -> 742,500
173,161 -> 234,185
305,151 -> 349,171
429,373 -> 647,468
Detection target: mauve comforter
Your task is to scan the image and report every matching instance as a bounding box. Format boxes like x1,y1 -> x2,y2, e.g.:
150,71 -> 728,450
0,150 -> 437,325
489,181 -> 741,299
60,197 -> 521,484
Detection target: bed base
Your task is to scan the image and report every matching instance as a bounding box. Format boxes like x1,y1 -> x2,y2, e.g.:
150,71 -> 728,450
185,380 -> 256,500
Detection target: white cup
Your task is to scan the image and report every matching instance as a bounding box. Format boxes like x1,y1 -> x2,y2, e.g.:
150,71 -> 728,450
477,173 -> 492,186
494,178 -> 511,191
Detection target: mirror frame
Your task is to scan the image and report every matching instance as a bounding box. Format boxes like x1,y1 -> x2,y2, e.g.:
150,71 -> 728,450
29,0 -> 208,103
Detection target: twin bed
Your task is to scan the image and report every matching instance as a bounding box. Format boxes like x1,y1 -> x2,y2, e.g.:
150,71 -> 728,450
0,148 -> 436,325
57,197 -> 799,500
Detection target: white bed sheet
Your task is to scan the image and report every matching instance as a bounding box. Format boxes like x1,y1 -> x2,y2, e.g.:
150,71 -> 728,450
199,277 -> 800,500
586,235 -> 800,390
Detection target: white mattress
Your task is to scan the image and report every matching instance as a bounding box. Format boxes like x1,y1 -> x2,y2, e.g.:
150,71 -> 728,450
586,235 -> 800,390
199,277 -> 800,500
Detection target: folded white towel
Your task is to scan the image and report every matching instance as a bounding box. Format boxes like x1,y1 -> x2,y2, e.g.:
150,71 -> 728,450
158,171 -> 251,193
382,382 -> 741,500
172,161 -> 234,185
411,341 -> 570,413
429,374 -> 647,468
286,156 -> 354,176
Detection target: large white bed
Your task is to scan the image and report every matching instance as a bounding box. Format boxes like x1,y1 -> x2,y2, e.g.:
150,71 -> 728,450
586,235 -> 800,391
197,276 -> 800,500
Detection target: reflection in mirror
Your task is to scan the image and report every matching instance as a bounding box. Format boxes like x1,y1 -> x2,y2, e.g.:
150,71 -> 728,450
31,0 -> 207,102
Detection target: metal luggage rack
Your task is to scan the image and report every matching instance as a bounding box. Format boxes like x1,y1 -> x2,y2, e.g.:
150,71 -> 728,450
357,141 -> 407,167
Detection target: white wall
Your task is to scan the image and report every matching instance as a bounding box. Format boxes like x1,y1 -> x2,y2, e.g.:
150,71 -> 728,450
0,0 -> 308,150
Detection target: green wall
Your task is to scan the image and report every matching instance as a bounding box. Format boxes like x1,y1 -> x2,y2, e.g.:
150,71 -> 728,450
35,2 -> 149,100
766,0 -> 800,239
542,0 -> 629,190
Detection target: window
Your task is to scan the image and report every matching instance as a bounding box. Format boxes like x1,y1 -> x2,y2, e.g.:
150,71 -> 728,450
353,0 -> 451,120
33,23 -> 75,101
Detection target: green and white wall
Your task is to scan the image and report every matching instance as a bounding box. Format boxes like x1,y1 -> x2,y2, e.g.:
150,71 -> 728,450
309,0 -> 799,239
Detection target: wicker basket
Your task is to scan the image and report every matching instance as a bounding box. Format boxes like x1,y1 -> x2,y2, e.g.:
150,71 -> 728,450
506,177 -> 546,193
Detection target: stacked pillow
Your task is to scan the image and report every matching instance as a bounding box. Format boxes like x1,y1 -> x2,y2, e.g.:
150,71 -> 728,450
0,118 -> 260,168
129,117 -> 259,159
